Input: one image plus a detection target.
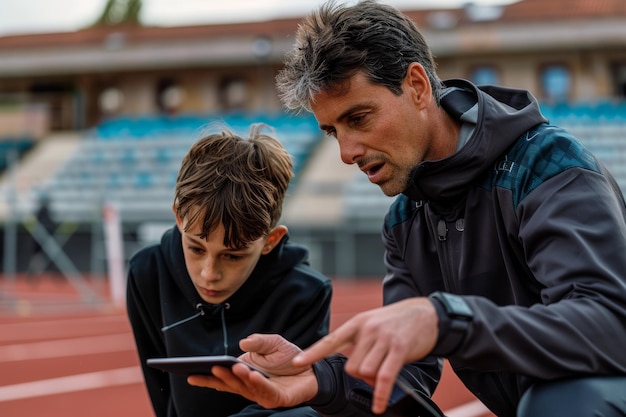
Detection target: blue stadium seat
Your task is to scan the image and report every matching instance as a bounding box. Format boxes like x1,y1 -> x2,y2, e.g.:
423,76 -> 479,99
39,113 -> 323,222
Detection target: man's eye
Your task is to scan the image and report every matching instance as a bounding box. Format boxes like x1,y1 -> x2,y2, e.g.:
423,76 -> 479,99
349,114 -> 365,125
188,246 -> 203,254
225,254 -> 243,261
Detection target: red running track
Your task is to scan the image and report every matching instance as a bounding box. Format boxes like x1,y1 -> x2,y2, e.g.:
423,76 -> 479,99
0,275 -> 495,417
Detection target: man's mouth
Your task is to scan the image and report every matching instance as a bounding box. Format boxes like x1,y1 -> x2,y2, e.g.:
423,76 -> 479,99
363,163 -> 385,183
367,163 -> 384,175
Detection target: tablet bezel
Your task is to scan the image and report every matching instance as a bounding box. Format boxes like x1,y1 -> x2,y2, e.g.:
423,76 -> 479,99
146,355 -> 270,378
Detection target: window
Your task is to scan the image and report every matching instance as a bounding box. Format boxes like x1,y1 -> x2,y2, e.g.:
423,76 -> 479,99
99,87 -> 124,115
541,64 -> 571,102
156,78 -> 184,114
218,78 -> 249,112
469,65 -> 500,86
611,61 -> 626,98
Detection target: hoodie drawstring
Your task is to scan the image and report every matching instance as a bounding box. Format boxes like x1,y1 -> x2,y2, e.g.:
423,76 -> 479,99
160,302 -> 231,355
161,303 -> 205,332
220,304 -> 229,355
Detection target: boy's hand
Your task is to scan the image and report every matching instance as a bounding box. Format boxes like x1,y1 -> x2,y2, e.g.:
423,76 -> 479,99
188,334 -> 318,409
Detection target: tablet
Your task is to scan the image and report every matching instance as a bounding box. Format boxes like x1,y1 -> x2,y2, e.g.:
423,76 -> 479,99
146,355 -> 270,378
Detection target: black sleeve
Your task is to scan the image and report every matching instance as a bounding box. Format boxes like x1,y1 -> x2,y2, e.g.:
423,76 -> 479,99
305,355 -> 443,417
126,265 -> 170,417
231,404 -> 321,417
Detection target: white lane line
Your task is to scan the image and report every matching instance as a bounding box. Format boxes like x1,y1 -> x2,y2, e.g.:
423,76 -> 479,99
0,366 -> 143,402
0,333 -> 136,362
444,399 -> 491,417
0,315 -> 128,342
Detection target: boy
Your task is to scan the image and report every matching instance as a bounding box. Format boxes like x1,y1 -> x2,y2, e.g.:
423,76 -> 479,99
126,124 -> 332,417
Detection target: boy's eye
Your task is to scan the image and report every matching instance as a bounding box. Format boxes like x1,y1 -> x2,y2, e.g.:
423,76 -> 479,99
188,246 -> 203,254
224,254 -> 244,261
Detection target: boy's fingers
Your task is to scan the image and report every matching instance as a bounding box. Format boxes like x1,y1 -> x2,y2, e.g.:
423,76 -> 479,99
187,374 -> 220,388
240,333 -> 283,353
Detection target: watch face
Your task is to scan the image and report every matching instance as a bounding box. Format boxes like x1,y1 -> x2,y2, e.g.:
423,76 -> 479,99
444,294 -> 473,318
431,292 -> 473,319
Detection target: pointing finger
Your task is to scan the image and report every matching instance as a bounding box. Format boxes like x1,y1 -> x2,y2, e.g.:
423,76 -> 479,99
293,320 -> 357,366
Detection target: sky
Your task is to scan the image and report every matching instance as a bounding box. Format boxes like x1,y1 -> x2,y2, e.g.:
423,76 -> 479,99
0,0 -> 519,37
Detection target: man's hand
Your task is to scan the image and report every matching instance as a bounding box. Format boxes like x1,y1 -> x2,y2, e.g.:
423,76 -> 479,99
188,334 -> 318,409
293,297 -> 438,414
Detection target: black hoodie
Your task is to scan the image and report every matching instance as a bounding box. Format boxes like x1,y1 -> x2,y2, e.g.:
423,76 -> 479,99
127,226 -> 332,417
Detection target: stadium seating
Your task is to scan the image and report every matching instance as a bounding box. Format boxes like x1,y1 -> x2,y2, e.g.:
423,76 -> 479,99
542,101 -> 626,196
24,101 -> 626,226
0,137 -> 35,174
38,113 -> 322,223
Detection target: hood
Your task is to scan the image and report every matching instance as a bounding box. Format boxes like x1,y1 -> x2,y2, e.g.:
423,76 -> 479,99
159,226 -> 309,318
404,79 -> 547,202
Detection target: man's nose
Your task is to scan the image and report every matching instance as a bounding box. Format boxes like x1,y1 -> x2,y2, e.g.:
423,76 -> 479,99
337,132 -> 364,165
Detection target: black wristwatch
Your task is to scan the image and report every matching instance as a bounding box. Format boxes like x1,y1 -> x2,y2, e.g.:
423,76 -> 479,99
428,291 -> 473,355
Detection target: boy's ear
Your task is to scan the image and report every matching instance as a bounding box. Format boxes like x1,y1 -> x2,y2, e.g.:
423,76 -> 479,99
261,225 -> 288,255
172,203 -> 183,231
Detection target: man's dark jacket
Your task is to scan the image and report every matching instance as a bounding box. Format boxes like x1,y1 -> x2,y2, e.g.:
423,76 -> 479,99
308,79 -> 626,417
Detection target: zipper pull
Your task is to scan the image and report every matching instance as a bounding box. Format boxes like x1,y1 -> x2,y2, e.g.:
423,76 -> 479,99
437,219 -> 448,241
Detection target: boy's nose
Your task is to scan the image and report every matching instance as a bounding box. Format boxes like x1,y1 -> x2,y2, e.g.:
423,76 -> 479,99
200,259 -> 220,281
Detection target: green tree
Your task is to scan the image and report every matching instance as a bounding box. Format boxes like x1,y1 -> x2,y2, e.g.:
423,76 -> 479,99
92,0 -> 142,27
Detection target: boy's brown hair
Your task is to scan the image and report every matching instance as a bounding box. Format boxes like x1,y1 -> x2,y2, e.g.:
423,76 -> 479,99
174,124 -> 293,248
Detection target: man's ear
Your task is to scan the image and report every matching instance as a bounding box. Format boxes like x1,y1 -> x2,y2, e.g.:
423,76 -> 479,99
261,225 -> 288,255
404,62 -> 432,109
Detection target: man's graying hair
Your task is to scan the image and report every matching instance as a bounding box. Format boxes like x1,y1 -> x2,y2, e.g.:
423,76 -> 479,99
276,0 -> 443,113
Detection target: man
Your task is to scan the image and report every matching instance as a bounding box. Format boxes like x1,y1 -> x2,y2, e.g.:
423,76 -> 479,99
188,1 -> 626,416
127,124 -> 332,417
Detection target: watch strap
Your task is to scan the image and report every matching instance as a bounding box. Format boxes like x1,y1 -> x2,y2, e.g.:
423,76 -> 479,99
428,291 -> 472,356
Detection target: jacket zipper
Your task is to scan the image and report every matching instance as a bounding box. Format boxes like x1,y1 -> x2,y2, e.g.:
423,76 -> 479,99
436,218 -> 458,293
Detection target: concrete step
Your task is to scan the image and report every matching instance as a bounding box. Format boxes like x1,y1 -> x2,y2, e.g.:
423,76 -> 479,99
0,131 -> 83,220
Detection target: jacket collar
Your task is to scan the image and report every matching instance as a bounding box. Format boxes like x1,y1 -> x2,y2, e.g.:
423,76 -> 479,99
403,79 -> 547,203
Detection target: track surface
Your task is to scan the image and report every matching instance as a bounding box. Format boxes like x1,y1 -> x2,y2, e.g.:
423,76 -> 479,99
0,275 -> 494,417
